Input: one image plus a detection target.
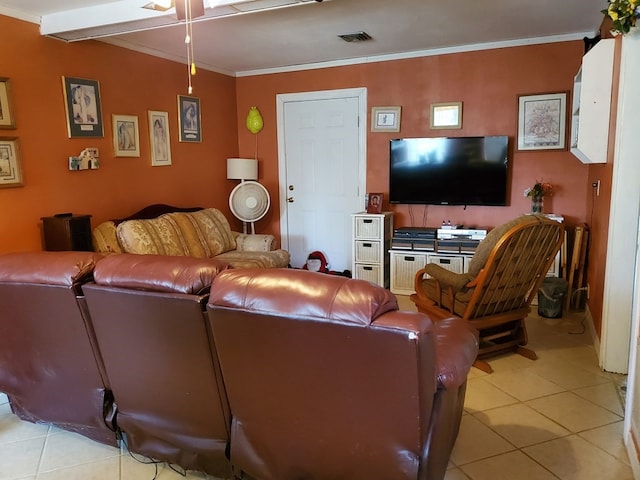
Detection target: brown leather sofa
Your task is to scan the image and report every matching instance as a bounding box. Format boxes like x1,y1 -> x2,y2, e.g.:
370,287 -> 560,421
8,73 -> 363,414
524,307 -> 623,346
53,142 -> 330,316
0,252 -> 478,479
82,254 -> 233,478
0,251 -> 117,447
207,268 -> 479,480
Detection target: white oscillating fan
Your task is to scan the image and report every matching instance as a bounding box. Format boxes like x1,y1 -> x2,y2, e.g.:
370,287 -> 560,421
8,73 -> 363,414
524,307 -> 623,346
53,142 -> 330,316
229,180 -> 270,234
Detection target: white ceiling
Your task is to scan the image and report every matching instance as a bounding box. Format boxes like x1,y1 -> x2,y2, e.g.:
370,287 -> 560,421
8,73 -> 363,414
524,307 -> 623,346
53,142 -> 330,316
0,0 -> 605,76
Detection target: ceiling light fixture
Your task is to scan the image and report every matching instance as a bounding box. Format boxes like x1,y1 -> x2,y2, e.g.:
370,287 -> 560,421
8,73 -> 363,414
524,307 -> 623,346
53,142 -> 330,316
174,0 -> 204,94
184,0 -> 196,94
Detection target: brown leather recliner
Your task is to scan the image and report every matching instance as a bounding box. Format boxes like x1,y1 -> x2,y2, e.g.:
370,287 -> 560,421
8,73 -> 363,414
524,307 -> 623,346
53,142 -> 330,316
207,268 -> 479,480
0,251 -> 117,446
82,254 -> 233,477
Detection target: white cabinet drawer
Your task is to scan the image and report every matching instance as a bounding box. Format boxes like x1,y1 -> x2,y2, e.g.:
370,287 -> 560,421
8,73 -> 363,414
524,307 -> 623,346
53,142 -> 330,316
354,217 -> 382,239
354,264 -> 380,284
391,252 -> 428,294
355,240 -> 381,263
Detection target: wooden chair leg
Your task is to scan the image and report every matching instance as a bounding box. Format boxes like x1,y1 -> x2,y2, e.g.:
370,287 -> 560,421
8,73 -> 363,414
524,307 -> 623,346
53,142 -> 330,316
472,359 -> 493,374
515,346 -> 538,360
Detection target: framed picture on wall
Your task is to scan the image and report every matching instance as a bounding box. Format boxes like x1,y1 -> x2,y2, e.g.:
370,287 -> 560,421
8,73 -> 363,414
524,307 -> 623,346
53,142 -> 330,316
371,106 -> 401,132
112,114 -> 140,157
148,110 -> 172,166
0,78 -> 16,129
517,92 -> 568,151
430,102 -> 463,129
177,95 -> 201,142
61,76 -> 104,138
0,137 -> 23,188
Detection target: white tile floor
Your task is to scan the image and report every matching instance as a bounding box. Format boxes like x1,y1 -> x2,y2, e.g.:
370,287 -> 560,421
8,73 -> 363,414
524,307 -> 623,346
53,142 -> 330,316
0,297 -> 632,479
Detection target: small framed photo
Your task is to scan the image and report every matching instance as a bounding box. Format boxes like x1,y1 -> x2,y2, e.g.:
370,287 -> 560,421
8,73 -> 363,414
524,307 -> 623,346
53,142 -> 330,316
0,137 -> 23,188
112,114 -> 140,157
371,106 -> 401,133
430,102 -> 463,129
366,193 -> 384,214
517,92 -> 568,151
62,76 -> 104,138
148,110 -> 172,166
0,78 -> 16,129
177,95 -> 201,142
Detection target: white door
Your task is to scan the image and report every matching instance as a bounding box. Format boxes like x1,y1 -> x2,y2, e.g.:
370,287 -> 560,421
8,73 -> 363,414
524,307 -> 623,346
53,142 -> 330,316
277,88 -> 367,271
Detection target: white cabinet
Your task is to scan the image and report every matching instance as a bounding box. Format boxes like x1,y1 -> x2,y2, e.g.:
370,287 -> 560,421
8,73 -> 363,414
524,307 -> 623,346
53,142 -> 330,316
570,39 -> 615,164
351,212 -> 393,288
389,250 -> 470,295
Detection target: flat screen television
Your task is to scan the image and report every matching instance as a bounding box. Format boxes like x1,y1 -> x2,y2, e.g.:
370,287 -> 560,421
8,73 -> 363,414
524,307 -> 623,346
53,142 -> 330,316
389,136 -> 510,206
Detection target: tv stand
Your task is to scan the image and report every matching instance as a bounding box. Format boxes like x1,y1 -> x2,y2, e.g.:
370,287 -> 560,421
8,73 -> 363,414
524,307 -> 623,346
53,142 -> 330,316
389,248 -> 473,295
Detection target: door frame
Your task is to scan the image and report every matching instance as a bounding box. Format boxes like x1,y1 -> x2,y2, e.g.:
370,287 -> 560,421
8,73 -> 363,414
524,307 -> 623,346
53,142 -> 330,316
275,87 -> 368,251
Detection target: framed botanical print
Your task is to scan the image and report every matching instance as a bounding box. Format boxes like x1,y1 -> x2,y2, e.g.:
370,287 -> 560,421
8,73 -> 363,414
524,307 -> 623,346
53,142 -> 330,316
371,106 -> 401,133
62,76 -> 104,138
517,92 -> 568,151
177,95 -> 201,142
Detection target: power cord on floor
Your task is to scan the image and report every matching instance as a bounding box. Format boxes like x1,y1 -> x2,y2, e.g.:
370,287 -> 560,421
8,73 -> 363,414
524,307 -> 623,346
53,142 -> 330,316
119,431 -> 187,479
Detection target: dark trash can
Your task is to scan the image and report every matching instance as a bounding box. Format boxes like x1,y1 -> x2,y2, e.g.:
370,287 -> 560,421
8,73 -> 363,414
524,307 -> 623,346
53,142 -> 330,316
537,277 -> 568,318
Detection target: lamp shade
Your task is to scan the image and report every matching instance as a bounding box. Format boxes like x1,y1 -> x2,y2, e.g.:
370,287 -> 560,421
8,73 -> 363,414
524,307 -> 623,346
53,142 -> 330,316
227,158 -> 258,181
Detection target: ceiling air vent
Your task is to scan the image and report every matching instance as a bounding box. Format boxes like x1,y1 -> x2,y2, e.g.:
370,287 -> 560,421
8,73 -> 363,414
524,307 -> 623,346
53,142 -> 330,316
338,31 -> 372,43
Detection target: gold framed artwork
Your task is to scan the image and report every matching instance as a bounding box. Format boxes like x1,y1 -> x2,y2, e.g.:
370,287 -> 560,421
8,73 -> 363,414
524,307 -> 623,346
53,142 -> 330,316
0,137 -> 23,188
112,114 -> 140,157
61,76 -> 104,138
177,95 -> 201,142
430,102 -> 463,129
371,106 -> 401,133
148,110 -> 172,166
517,92 -> 568,151
0,78 -> 16,129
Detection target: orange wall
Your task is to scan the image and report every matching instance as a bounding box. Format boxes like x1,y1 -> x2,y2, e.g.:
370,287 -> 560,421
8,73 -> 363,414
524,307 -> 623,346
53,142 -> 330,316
0,14 -> 612,337
0,15 -> 238,253
236,41 -> 590,233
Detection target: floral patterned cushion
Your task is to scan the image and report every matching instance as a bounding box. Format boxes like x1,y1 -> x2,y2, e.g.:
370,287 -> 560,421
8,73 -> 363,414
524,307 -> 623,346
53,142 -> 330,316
116,208 -> 236,257
92,221 -> 123,254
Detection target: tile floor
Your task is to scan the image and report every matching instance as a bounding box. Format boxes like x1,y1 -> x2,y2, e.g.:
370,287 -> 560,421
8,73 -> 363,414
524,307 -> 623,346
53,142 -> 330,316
0,296 -> 633,480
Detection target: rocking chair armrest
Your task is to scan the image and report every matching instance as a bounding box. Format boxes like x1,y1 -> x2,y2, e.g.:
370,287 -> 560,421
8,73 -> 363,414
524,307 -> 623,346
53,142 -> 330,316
420,264 -> 472,292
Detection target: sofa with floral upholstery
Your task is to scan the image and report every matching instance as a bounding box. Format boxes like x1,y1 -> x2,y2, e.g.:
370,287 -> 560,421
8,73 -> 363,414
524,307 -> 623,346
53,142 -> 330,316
91,205 -> 290,269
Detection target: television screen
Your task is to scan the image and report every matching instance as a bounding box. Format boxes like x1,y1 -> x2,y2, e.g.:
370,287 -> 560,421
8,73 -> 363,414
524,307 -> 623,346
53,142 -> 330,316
389,136 -> 509,206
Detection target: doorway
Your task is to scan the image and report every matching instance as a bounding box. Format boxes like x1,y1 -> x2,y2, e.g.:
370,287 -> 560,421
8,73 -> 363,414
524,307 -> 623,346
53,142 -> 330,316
276,88 -> 367,271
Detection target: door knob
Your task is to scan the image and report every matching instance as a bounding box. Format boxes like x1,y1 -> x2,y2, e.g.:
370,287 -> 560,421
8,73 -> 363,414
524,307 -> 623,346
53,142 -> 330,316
287,197 -> 295,203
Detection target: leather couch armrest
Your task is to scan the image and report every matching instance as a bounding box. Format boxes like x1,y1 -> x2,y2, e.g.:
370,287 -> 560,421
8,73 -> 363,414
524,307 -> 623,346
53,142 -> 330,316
432,317 -> 479,389
232,232 -> 276,252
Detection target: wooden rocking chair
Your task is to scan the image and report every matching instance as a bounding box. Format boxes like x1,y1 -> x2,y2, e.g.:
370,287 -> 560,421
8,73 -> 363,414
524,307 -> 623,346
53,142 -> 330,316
411,214 -> 564,373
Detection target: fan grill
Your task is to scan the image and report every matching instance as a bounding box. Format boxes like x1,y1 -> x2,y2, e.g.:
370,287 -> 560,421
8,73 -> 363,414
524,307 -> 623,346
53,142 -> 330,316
229,181 -> 270,227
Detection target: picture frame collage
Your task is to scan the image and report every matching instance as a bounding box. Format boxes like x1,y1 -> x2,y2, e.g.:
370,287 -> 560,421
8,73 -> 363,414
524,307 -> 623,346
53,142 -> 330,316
61,76 -> 203,170
370,92 -> 568,151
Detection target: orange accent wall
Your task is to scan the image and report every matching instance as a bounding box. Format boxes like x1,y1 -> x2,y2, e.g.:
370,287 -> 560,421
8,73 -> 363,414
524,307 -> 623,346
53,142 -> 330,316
236,42 -> 589,233
0,15 -> 238,253
0,14 -> 615,339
